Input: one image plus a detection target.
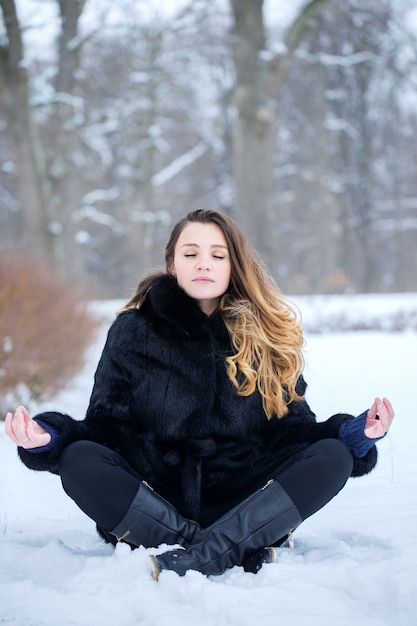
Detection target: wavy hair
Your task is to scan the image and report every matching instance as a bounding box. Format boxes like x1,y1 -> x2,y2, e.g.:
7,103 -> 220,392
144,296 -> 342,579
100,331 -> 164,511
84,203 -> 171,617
121,209 -> 305,418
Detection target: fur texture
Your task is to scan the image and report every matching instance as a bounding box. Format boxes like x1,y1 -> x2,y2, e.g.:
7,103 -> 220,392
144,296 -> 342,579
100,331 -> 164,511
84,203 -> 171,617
19,274 -> 377,520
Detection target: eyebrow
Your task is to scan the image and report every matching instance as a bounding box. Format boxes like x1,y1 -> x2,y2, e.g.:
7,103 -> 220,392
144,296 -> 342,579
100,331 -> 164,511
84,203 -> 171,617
180,243 -> 228,250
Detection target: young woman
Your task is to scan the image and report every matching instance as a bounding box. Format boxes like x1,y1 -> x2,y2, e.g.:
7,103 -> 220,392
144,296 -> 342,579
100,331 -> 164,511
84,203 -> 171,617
5,209 -> 394,580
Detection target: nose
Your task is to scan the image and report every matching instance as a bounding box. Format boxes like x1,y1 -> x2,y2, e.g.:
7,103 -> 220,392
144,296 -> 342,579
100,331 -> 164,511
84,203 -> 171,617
196,255 -> 212,271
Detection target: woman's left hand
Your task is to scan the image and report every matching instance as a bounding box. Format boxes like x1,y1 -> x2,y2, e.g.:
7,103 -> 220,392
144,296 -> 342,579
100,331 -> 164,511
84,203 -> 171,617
365,397 -> 394,439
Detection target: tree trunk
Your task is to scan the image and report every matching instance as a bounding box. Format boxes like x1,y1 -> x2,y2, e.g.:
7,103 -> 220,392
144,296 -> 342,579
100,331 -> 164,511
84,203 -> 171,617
49,0 -> 87,278
229,0 -> 273,256
229,0 -> 334,264
0,0 -> 49,253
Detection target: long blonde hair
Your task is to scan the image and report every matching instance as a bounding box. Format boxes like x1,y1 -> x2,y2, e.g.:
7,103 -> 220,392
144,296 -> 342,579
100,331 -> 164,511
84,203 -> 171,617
122,209 -> 305,418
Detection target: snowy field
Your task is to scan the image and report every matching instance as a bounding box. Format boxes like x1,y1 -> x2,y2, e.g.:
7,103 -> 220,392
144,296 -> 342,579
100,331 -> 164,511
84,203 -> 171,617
1,294 -> 417,626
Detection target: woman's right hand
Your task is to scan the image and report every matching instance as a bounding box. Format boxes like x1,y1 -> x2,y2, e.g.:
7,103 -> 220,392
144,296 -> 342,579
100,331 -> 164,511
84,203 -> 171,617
5,405 -> 51,449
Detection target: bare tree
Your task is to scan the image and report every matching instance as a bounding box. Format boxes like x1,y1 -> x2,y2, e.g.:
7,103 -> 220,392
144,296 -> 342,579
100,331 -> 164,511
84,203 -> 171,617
229,0 -> 334,261
270,0 -> 417,293
0,0 -> 49,252
46,0 -> 87,278
2,0 -> 416,295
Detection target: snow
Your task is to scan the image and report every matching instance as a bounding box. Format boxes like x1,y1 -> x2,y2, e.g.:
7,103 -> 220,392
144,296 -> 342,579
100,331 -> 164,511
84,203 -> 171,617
264,0 -> 312,40
1,294 -> 417,626
151,142 -> 208,187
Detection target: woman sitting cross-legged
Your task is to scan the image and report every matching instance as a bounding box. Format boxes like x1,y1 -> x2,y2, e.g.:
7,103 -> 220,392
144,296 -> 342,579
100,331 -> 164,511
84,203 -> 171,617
5,209 -> 394,579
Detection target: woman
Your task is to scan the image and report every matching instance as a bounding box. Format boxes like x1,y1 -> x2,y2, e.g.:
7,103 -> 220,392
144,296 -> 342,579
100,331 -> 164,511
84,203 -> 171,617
5,209 -> 394,580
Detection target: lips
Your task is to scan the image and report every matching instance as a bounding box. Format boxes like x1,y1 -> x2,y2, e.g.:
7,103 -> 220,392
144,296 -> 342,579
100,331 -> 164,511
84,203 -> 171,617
192,277 -> 214,283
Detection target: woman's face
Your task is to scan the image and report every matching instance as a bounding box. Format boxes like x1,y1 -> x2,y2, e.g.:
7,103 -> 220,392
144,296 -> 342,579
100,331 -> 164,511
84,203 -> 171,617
170,222 -> 231,315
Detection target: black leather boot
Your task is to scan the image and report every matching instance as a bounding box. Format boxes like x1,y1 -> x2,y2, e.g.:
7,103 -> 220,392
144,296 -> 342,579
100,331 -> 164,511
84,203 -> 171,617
241,546 -> 278,573
111,480 -> 201,548
150,479 -> 302,579
242,531 -> 295,573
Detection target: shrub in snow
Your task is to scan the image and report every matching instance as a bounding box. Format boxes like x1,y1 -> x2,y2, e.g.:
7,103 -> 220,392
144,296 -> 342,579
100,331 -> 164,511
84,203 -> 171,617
0,252 -> 97,416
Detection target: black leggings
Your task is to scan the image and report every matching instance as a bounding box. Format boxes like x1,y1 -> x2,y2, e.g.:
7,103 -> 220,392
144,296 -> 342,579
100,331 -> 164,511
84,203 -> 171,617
59,438 -> 353,536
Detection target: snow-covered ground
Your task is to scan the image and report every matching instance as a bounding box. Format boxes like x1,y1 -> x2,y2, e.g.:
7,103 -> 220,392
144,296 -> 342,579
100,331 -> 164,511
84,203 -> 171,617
1,294 -> 417,626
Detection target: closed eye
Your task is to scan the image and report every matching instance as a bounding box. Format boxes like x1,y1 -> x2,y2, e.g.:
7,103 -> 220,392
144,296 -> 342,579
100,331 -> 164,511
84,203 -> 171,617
184,253 -> 224,259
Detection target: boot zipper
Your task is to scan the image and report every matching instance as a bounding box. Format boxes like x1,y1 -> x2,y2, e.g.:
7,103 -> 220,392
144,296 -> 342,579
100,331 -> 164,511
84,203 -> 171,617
116,530 -> 131,543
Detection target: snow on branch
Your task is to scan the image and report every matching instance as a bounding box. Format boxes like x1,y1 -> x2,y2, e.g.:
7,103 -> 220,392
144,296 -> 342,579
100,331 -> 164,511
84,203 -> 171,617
81,187 -> 120,205
30,91 -> 85,111
72,206 -> 125,235
151,142 -> 207,187
374,217 -> 417,232
72,187 -> 123,234
296,49 -> 379,67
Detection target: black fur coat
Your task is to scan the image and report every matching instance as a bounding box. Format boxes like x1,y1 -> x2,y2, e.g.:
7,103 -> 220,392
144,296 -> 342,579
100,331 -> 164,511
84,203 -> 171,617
19,274 -> 377,520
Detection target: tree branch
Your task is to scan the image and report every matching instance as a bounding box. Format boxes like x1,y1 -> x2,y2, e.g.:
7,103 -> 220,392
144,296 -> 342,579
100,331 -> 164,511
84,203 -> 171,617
283,0 -> 334,56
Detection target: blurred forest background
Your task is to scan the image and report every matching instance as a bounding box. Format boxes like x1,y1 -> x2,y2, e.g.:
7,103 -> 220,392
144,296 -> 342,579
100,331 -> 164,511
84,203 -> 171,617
1,0 -> 417,298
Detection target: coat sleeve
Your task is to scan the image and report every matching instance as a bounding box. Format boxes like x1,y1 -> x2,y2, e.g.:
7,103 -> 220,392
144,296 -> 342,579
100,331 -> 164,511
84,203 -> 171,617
283,376 -> 378,476
17,412 -> 87,474
310,412 -> 378,476
82,311 -> 142,452
18,311 -> 142,474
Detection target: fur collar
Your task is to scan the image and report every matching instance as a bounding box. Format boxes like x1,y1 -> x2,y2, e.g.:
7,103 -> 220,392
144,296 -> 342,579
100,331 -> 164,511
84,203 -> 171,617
143,273 -> 219,337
